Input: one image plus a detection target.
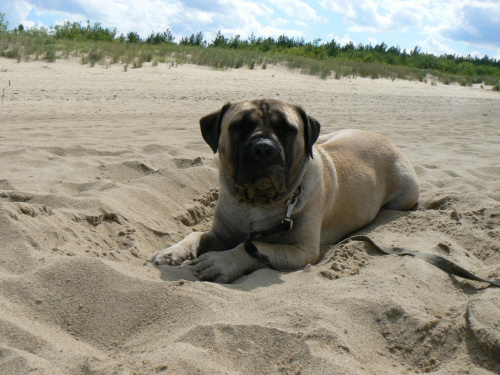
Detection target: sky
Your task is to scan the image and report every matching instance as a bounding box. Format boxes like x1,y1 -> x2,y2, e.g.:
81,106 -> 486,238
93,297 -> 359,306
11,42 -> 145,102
1,0 -> 500,59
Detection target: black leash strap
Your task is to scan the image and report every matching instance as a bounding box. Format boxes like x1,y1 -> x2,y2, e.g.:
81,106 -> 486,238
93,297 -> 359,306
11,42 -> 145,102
244,222 -> 291,270
349,235 -> 500,287
244,187 -> 302,270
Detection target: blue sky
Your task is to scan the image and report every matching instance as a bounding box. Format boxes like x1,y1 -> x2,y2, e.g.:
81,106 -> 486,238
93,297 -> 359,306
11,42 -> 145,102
2,0 -> 500,59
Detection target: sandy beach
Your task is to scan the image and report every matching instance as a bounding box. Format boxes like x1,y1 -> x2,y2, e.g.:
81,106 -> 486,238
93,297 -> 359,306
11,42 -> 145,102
0,57 -> 499,374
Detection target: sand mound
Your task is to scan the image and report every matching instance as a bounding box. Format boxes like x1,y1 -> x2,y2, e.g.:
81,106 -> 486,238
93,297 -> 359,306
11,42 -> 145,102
0,57 -> 499,374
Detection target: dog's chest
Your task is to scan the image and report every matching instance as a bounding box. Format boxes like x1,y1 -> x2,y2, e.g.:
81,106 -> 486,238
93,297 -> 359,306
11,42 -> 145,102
222,203 -> 285,234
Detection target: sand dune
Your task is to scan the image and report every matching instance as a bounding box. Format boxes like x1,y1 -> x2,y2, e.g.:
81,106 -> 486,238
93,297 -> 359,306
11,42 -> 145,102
0,57 -> 499,374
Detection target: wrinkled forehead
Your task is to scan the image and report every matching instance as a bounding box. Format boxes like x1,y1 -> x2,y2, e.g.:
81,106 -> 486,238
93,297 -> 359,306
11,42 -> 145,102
221,100 -> 303,130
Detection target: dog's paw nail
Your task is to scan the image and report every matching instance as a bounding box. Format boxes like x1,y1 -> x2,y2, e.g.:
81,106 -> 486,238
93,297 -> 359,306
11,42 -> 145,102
152,257 -> 162,265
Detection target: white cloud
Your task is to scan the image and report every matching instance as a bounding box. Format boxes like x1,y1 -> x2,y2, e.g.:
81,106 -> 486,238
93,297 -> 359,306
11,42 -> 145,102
271,18 -> 290,27
416,36 -> 457,56
2,0 -> 33,28
319,0 -> 357,19
71,0 -> 185,36
319,0 -> 500,51
206,1 -> 302,39
439,1 -> 500,49
337,33 -> 353,46
324,33 -> 354,46
22,20 -> 36,28
319,0 -> 430,32
469,50 -> 482,58
267,0 -> 326,22
221,0 -> 272,18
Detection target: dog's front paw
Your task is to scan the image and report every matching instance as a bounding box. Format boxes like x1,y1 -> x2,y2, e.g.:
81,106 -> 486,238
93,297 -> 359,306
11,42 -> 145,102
188,251 -> 242,284
151,244 -> 195,266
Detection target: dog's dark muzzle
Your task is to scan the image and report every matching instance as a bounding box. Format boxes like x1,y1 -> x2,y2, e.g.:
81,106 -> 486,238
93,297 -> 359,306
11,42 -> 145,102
247,138 -> 282,165
235,138 -> 287,203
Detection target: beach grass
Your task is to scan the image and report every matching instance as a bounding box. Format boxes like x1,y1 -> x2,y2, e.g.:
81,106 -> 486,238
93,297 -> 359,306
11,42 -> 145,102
1,30 -> 499,89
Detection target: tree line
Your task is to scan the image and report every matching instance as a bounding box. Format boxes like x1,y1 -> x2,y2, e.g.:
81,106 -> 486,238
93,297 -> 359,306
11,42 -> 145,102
1,14 -> 499,77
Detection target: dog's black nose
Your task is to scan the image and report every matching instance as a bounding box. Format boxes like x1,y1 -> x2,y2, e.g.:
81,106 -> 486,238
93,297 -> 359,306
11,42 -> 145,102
250,139 -> 278,160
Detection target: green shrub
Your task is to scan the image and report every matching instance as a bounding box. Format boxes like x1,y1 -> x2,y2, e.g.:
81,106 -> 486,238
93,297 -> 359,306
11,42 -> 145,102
4,47 -> 20,59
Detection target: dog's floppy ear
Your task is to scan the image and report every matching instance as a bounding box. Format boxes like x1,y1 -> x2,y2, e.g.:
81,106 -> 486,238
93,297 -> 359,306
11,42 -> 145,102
296,106 -> 321,158
200,102 -> 231,153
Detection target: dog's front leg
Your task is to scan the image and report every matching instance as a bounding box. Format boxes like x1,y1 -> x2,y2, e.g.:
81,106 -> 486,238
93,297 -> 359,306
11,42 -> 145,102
151,231 -> 228,266
189,242 -> 318,283
151,232 -> 203,266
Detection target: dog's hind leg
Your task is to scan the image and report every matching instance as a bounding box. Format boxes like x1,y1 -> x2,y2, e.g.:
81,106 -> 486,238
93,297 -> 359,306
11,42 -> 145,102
384,159 -> 420,211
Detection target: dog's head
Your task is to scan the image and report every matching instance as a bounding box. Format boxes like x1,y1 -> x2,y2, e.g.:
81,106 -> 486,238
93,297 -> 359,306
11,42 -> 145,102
200,99 -> 320,206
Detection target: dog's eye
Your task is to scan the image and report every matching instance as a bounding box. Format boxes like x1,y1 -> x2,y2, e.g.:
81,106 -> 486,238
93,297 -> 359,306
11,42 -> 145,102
274,122 -> 298,137
229,121 -> 256,134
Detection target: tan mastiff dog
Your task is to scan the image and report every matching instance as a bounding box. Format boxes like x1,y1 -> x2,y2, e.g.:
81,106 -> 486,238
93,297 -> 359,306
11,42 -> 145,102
152,99 -> 419,283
